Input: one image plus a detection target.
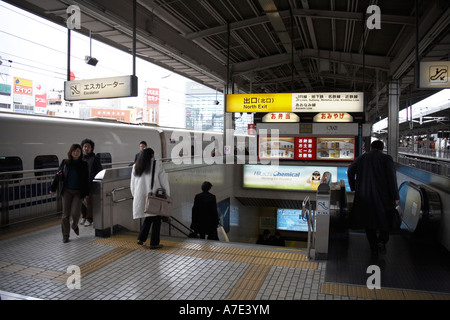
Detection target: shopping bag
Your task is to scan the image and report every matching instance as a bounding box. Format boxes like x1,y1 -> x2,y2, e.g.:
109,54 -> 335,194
217,225 -> 229,242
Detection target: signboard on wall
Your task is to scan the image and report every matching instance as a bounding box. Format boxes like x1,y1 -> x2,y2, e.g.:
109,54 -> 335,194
146,88 -> 160,104
262,112 -> 300,122
419,61 -> 449,88
226,92 -> 363,113
13,77 -> 34,114
243,164 -> 351,191
258,136 -> 355,161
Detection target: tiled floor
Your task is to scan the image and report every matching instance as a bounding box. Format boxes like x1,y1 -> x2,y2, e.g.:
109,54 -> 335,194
0,219 -> 449,302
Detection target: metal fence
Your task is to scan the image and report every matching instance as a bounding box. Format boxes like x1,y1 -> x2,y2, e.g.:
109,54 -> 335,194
397,154 -> 450,178
0,161 -> 133,228
0,169 -> 60,227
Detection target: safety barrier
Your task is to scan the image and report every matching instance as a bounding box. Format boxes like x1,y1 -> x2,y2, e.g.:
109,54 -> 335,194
397,181 -> 442,237
0,170 -> 60,227
300,171 -> 332,260
301,196 -> 314,260
398,154 -> 450,178
92,161 -> 204,238
108,186 -> 133,236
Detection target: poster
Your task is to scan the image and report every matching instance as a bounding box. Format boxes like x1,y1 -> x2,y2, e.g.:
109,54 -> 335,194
243,164 -> 351,191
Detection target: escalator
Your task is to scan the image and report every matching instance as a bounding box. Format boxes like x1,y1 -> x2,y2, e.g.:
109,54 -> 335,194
397,181 -> 442,238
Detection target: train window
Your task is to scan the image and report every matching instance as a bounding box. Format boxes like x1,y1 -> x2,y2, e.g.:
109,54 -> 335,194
96,153 -> 112,168
34,155 -> 59,177
0,156 -> 23,179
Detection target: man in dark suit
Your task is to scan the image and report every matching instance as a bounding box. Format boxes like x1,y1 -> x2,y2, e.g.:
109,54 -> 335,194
191,181 -> 219,240
347,140 -> 399,255
134,141 -> 147,163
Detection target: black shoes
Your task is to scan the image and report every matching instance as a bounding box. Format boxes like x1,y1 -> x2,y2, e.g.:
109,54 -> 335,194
137,240 -> 163,249
74,227 -> 79,236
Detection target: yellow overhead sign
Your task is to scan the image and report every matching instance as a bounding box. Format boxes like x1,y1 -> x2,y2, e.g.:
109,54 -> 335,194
226,93 -> 291,113
226,92 -> 364,113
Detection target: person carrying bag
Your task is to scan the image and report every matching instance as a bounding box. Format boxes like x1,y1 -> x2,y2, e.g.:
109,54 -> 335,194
144,158 -> 172,217
130,148 -> 170,249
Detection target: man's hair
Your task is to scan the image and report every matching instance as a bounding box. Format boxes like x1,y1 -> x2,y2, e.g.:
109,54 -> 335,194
81,138 -> 95,151
371,140 -> 384,151
201,181 -> 212,192
139,141 -> 147,146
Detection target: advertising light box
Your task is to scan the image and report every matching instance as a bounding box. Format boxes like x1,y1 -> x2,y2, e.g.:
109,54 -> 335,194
259,137 -> 296,160
276,208 -> 315,232
243,164 -> 351,191
258,136 -> 355,161
316,137 -> 355,160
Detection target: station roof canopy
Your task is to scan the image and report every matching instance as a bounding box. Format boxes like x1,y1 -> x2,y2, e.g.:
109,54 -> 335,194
5,0 -> 449,132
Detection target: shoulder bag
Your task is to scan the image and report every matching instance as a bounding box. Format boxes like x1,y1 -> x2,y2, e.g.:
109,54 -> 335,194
144,159 -> 172,217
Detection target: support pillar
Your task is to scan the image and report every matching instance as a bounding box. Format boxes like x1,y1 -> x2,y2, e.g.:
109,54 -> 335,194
388,81 -> 400,161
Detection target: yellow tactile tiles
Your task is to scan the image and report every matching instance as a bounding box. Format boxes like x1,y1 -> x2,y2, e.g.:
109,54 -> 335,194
0,260 -> 66,282
92,235 -> 319,300
226,264 -> 272,300
0,219 -> 60,241
0,247 -> 135,284
93,235 -> 319,270
321,282 -> 450,300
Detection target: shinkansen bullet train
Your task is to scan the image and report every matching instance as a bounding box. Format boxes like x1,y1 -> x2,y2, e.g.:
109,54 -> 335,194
0,112 -> 253,224
0,112 -> 253,173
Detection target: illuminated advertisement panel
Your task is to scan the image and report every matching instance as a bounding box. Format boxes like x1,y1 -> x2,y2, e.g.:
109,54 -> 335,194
276,208 -> 315,232
316,137 -> 355,160
259,137 -> 296,160
295,137 -> 317,160
258,136 -> 354,161
243,164 -> 351,191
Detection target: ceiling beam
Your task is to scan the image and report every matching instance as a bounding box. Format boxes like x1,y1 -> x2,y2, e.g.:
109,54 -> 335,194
232,49 -> 390,74
183,8 -> 416,41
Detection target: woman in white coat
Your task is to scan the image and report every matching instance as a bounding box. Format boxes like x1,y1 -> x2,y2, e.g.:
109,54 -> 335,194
130,147 -> 170,249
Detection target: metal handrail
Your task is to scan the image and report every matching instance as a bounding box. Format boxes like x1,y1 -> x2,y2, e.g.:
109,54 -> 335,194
302,196 -> 315,260
108,186 -> 133,236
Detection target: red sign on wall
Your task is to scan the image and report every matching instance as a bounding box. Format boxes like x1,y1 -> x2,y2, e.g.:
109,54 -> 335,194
146,88 -> 159,105
294,137 -> 317,160
14,78 -> 33,95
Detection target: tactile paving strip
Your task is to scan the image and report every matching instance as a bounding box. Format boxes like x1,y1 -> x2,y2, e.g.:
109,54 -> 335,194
93,235 -> 318,269
0,247 -> 134,284
93,235 -> 318,300
226,264 -> 272,300
321,282 -> 450,300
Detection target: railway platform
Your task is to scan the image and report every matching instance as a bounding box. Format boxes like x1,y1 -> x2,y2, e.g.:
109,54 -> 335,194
0,216 -> 449,305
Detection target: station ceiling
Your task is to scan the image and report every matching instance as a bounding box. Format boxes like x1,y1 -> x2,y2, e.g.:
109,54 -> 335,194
5,0 -> 450,135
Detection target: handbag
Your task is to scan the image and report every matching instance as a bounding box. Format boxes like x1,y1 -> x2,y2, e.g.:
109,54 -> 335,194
144,159 -> 172,217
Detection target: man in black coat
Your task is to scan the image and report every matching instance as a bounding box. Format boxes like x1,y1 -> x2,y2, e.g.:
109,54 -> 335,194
347,140 -> 399,255
191,181 -> 219,240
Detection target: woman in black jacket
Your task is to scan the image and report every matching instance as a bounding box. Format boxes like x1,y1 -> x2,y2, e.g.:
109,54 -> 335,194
50,144 -> 90,243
